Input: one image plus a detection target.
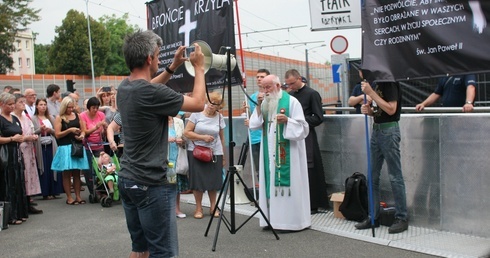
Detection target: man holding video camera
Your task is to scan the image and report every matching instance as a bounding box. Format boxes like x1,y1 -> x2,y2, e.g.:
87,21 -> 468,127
117,30 -> 207,258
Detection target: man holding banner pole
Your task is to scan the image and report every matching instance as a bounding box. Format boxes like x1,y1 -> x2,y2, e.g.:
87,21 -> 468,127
356,78 -> 409,234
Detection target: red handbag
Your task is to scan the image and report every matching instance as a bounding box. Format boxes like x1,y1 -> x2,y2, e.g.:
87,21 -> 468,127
193,145 -> 215,163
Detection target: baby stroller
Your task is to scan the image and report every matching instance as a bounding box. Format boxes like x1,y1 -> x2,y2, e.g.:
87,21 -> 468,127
87,143 -> 120,207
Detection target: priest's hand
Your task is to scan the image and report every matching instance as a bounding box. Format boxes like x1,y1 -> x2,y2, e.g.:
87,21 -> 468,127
257,92 -> 265,105
276,114 -> 288,124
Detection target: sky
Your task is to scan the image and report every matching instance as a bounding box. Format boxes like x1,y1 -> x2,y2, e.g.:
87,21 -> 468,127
29,0 -> 362,64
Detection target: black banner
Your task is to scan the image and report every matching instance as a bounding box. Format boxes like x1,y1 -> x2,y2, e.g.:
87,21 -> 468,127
147,0 -> 242,92
361,0 -> 490,81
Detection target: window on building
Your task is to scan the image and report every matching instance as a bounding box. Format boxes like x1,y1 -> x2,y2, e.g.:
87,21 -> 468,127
26,58 -> 31,68
18,57 -> 22,67
17,40 -> 21,49
26,40 -> 30,49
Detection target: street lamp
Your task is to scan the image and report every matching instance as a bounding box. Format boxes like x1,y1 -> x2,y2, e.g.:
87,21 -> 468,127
305,44 -> 326,82
85,0 -> 96,94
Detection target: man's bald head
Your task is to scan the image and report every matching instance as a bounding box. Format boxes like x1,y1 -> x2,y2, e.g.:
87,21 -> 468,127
261,75 -> 281,94
24,88 -> 37,105
24,88 -> 35,95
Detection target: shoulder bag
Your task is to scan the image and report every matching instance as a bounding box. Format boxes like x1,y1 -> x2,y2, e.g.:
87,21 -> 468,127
192,114 -> 221,163
71,140 -> 84,158
193,145 -> 214,163
176,145 -> 189,175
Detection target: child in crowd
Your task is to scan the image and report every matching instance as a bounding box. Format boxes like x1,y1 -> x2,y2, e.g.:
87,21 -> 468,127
97,152 -> 118,196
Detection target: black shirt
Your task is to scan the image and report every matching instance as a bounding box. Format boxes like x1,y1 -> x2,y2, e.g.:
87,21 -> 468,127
289,85 -> 323,128
0,115 -> 22,147
117,79 -> 183,185
372,82 -> 401,123
58,113 -> 81,146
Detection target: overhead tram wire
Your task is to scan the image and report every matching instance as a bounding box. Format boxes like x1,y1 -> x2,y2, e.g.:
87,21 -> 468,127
238,7 -> 311,56
237,25 -> 307,36
80,0 -> 145,20
237,9 -> 326,60
243,40 -> 325,51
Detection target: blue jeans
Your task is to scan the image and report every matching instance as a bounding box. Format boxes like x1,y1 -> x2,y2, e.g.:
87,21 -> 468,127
118,177 -> 178,257
370,126 -> 408,220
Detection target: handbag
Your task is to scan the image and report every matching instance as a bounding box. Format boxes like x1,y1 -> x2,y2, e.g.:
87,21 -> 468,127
0,132 -> 8,168
71,140 -> 84,158
176,146 -> 189,175
193,145 -> 215,163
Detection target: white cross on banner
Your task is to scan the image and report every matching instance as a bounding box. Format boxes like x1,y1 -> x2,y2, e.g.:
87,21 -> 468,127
147,0 -> 243,92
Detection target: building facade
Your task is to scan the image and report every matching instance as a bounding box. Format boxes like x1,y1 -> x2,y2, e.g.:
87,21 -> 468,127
7,29 -> 36,75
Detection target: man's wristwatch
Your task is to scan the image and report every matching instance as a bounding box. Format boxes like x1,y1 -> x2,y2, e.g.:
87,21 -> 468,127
465,101 -> 473,105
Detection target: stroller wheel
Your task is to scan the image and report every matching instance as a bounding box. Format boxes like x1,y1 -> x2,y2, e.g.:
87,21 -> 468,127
100,196 -> 107,207
105,196 -> 113,207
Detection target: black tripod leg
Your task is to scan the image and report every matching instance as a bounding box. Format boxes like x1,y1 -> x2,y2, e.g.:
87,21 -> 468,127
234,170 -> 280,240
210,169 -> 231,251
205,169 -> 230,237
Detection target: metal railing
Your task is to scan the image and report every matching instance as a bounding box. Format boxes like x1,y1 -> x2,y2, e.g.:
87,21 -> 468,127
323,106 -> 490,113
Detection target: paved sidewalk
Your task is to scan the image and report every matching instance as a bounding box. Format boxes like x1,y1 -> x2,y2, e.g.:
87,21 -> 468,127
0,190 -> 440,258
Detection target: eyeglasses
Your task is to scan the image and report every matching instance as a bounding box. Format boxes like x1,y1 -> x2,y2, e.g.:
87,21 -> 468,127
27,94 -> 37,97
286,78 -> 299,86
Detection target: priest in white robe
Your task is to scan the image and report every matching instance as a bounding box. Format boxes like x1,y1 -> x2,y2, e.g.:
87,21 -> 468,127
249,74 -> 311,231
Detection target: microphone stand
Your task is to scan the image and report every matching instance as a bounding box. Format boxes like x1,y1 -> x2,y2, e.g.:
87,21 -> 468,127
204,47 -> 279,251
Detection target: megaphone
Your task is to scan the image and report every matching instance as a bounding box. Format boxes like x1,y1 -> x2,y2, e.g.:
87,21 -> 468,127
226,165 -> 251,205
184,40 -> 237,77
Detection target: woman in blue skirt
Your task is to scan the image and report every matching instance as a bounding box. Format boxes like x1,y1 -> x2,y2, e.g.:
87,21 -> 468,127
51,97 -> 89,205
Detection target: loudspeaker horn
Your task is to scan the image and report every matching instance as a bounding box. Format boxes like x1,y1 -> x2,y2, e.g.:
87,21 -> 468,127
184,40 -> 237,77
226,165 -> 251,205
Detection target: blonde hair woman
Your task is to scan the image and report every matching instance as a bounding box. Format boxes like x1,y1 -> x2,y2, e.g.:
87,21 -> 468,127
51,97 -> 89,205
184,91 -> 226,219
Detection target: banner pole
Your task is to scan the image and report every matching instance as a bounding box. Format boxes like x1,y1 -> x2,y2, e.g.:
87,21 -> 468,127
234,0 -> 247,87
235,0 -> 256,198
364,92 -> 375,238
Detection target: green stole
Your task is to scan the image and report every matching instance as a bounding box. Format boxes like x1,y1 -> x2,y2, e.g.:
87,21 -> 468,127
262,92 -> 291,199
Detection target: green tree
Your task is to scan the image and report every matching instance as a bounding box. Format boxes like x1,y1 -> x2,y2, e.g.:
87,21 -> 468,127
99,14 -> 139,76
48,10 -> 110,76
34,43 -> 50,74
0,0 -> 40,73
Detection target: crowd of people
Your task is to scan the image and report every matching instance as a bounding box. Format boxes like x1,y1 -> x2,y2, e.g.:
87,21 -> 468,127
4,27 -> 475,256
0,84 -> 123,224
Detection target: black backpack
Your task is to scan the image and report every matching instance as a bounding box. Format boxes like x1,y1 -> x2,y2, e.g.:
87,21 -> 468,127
339,172 -> 369,222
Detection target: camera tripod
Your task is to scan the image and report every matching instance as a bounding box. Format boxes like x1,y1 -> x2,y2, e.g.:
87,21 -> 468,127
203,49 -> 279,251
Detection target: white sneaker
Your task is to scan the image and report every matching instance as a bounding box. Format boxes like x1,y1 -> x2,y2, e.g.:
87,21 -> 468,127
176,213 -> 186,219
